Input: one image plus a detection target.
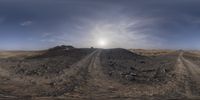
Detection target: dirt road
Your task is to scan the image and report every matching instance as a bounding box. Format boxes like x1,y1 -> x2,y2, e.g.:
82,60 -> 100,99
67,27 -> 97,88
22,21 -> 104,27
1,49 -> 200,100
80,51 -> 200,99
178,52 -> 200,99
37,50 -> 200,100
75,50 -> 122,99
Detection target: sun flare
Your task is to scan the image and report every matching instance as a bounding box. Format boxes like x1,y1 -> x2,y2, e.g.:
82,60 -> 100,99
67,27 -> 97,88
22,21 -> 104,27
97,38 -> 107,47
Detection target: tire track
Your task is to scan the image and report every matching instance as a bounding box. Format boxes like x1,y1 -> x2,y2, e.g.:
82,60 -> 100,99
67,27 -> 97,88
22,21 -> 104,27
178,52 -> 200,99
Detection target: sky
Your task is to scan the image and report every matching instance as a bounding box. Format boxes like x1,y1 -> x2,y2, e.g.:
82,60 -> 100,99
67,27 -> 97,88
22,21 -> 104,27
0,0 -> 200,50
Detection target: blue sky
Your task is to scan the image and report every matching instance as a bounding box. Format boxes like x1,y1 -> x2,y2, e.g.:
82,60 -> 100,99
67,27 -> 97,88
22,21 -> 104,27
0,0 -> 200,50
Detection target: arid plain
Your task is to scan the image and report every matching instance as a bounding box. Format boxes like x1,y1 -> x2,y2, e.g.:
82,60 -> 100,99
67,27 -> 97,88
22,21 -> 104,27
0,45 -> 200,100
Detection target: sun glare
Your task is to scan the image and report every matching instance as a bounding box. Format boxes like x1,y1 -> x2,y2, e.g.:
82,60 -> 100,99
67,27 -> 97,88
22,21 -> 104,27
97,38 -> 107,47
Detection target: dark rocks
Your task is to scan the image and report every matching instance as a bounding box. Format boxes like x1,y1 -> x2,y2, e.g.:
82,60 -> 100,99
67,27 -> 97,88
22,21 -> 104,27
130,66 -> 136,70
140,61 -> 146,64
10,48 -> 95,77
100,48 -> 178,83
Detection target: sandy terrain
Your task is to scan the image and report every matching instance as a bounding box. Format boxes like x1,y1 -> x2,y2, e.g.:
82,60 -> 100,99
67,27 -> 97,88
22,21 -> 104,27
0,46 -> 200,100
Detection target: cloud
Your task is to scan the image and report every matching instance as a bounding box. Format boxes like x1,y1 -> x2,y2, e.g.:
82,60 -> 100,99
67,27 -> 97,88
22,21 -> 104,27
20,21 -> 32,26
42,32 -> 52,37
54,13 -> 164,49
87,19 -> 162,49
1,0 -> 200,49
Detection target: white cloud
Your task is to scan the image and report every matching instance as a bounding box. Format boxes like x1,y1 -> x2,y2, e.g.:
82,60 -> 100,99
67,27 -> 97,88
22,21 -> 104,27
20,21 -> 32,26
84,17 -> 163,49
45,15 -> 164,49
35,13 -> 163,49
42,32 -> 52,37
40,32 -> 69,45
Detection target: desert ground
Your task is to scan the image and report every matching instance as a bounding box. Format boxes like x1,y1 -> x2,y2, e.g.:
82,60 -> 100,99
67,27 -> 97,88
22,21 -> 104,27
0,45 -> 200,100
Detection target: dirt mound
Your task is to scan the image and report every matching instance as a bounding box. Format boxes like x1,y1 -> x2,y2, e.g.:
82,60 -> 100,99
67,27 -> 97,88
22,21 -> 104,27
49,45 -> 74,50
100,48 -> 177,83
44,45 -> 74,56
3,46 -> 95,76
0,46 -> 96,97
101,48 -> 144,59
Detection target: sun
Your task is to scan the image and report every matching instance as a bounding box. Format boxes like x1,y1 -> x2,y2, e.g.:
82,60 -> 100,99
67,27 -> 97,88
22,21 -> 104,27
97,38 -> 107,47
